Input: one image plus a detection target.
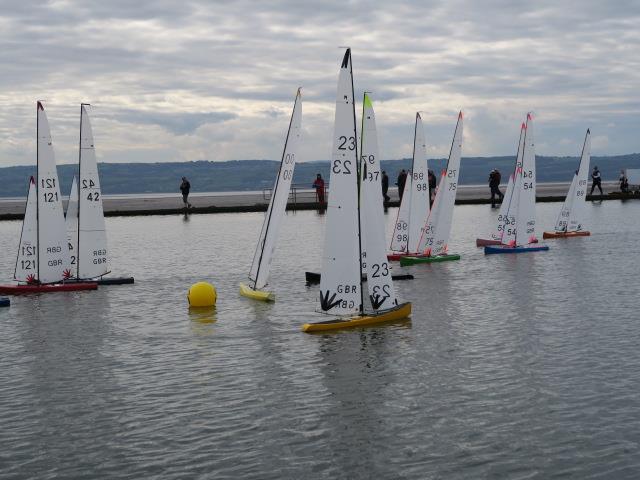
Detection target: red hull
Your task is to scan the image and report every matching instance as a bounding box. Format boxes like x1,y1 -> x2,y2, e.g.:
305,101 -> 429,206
543,231 -> 591,239
476,238 -> 502,247
387,252 -> 426,261
0,283 -> 98,295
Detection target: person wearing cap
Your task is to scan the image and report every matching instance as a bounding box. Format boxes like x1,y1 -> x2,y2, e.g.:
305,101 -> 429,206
180,176 -> 192,208
590,166 -> 603,195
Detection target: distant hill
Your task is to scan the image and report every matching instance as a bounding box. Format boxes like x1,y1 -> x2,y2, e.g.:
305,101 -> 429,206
0,154 -> 638,197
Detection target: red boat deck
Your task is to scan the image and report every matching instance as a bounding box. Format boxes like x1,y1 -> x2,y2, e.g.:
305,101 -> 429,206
0,283 -> 98,295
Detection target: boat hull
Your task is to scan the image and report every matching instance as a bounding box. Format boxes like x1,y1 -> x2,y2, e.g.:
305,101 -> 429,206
399,254 -> 460,266
0,283 -> 98,295
484,245 -> 550,255
304,271 -> 414,284
0,297 -> 9,307
542,231 -> 590,239
476,238 -> 502,247
239,282 -> 275,302
67,276 -> 135,285
302,302 -> 412,332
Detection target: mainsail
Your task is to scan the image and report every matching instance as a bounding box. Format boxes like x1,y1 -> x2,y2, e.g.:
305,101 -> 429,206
417,112 -> 463,256
249,89 -> 302,290
36,102 -> 71,283
66,176 -> 78,270
360,93 -> 397,311
77,104 -> 109,279
318,49 -> 362,316
407,113 -> 430,253
14,177 -> 38,283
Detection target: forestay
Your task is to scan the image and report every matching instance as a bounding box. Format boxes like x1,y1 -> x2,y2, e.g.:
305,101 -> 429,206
37,102 -> 71,283
78,105 -> 109,279
515,113 -> 537,245
407,113 -> 430,253
319,49 -> 361,316
14,177 -> 38,283
556,129 -> 591,232
417,112 -> 463,256
66,176 -> 78,270
249,89 -> 302,290
360,93 -> 397,311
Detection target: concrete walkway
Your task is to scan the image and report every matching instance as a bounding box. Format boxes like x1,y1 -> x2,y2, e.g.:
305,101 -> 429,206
0,181 -> 627,220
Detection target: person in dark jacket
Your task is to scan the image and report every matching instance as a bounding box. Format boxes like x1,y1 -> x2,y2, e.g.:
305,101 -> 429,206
489,169 -> 504,207
619,170 -> 629,193
381,170 -> 390,203
590,166 -> 603,195
396,169 -> 407,201
313,173 -> 325,205
428,169 -> 437,206
180,177 -> 192,208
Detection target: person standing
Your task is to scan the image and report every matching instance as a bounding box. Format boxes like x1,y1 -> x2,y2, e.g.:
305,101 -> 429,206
396,169 -> 407,201
180,176 -> 192,208
489,169 -> 504,207
620,170 -> 629,193
381,170 -> 390,203
428,169 -> 437,206
590,166 -> 603,195
313,173 -> 325,205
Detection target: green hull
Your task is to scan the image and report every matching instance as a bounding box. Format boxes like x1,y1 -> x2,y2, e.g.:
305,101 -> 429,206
399,254 -> 461,266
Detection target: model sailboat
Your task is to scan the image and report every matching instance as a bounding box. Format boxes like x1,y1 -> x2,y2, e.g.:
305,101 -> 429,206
388,113 -> 430,261
302,50 -> 411,332
69,105 -> 134,285
0,102 -> 97,294
240,89 -> 302,301
543,129 -> 591,239
476,123 -> 525,247
400,112 -> 464,266
485,114 -> 549,254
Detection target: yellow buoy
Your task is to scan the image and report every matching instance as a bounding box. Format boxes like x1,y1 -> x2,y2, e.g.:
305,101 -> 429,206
187,282 -> 217,307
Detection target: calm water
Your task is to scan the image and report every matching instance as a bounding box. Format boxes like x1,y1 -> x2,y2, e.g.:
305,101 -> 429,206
1,201 -> 639,479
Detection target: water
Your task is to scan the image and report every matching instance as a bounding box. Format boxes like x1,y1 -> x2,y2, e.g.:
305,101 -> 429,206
1,201 -> 639,479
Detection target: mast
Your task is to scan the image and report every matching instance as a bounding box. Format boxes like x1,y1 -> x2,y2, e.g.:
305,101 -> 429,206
350,51 -> 364,314
252,89 -> 299,290
76,104 -> 85,278
36,102 -> 41,282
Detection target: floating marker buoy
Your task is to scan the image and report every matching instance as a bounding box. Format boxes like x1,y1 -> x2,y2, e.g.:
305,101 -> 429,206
187,282 -> 217,307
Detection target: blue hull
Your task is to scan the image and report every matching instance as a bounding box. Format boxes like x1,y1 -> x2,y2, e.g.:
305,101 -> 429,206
0,297 -> 10,307
484,245 -> 550,255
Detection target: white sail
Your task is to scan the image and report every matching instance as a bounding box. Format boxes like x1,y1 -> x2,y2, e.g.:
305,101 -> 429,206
37,102 -> 71,283
390,173 -> 411,253
515,113 -> 537,245
78,105 -> 109,279
417,112 -> 463,256
249,89 -> 302,290
566,129 -> 591,232
14,177 -> 38,283
360,93 -> 397,311
407,113 -> 430,253
66,176 -> 78,272
493,124 -> 525,242
319,49 -> 361,316
553,174 -> 577,232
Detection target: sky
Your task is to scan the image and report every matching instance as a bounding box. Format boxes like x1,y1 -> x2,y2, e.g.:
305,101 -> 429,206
0,0 -> 639,167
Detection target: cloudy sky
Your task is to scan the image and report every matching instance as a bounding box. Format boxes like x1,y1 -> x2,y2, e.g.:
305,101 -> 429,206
1,0 -> 639,167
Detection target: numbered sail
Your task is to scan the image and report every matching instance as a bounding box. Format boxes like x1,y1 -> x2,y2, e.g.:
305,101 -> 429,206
66,176 -> 78,273
563,129 -> 591,232
390,174 -> 411,253
515,113 -> 537,245
78,105 -> 108,279
360,93 -> 397,311
494,124 -> 525,243
417,112 -> 463,256
319,48 -> 361,316
37,102 -> 71,283
554,174 -> 577,233
14,177 -> 38,283
407,113 -> 430,253
249,89 -> 302,290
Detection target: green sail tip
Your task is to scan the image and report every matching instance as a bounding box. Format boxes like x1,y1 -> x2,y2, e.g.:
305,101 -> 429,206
363,93 -> 373,109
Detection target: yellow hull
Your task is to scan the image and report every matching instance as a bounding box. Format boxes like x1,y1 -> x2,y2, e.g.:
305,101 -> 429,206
239,283 -> 275,302
302,302 -> 411,333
